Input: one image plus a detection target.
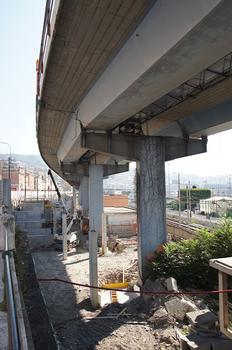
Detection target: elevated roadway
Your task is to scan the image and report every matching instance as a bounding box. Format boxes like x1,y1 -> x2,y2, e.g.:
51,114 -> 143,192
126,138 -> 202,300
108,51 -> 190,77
36,0 -> 232,305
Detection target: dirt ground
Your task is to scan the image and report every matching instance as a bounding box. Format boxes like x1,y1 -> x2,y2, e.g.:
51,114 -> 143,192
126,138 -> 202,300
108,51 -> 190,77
32,245 -> 175,350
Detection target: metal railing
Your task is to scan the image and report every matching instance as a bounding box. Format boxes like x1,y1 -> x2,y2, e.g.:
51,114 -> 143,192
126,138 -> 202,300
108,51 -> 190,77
1,216 -> 20,349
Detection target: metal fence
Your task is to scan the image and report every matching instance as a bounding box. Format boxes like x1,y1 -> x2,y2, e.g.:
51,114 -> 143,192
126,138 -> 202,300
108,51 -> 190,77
1,214 -> 21,349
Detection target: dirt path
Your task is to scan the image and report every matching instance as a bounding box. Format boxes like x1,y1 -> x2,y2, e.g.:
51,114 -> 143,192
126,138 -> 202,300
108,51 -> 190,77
32,247 -> 173,350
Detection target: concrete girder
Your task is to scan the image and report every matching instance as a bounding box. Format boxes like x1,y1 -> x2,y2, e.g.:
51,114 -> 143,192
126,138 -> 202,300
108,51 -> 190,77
81,133 -> 207,161
147,98 -> 232,139
61,162 -> 129,178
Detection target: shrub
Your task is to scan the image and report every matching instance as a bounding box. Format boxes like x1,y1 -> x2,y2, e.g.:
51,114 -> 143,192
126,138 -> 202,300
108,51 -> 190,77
146,218 -> 232,289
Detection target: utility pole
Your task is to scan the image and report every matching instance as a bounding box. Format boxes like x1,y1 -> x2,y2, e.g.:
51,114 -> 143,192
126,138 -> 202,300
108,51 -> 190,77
188,181 -> 191,223
24,170 -> 27,200
229,174 -> 232,197
178,174 -> 181,225
186,184 -> 189,226
36,175 -> 39,201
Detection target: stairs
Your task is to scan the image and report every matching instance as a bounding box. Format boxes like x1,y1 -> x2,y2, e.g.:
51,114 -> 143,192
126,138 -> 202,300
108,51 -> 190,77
15,201 -> 53,249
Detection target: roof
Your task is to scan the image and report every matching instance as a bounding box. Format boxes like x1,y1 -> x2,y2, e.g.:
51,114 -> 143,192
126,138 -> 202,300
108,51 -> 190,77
104,207 -> 136,214
200,196 -> 232,202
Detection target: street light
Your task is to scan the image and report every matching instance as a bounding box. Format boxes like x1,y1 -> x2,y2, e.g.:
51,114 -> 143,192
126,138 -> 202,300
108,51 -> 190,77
0,141 -> 11,179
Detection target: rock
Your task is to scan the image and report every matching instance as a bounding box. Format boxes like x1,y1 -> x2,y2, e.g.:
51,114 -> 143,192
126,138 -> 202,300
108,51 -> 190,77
159,327 -> 179,348
175,329 -> 189,350
148,307 -> 173,328
165,297 -> 197,321
186,309 -> 217,328
165,277 -> 178,292
211,336 -> 232,350
143,278 -> 166,302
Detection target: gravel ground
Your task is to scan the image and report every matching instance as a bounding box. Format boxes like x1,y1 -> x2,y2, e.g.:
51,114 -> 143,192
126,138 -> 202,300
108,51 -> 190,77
32,246 -> 173,350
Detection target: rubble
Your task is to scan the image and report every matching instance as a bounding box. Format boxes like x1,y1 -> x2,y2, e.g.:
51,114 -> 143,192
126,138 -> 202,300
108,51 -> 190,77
164,297 -> 197,321
165,277 -> 178,292
148,307 -> 174,328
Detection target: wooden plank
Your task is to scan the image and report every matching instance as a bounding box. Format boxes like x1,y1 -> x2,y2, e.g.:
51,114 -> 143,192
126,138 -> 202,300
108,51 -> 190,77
218,271 -> 232,338
210,258 -> 232,277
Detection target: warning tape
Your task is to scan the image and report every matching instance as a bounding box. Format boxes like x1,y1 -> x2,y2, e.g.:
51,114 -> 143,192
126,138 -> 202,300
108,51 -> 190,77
37,277 -> 232,296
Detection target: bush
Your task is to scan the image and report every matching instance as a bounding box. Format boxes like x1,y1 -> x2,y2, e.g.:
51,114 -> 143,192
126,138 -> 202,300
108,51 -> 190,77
146,218 -> 232,289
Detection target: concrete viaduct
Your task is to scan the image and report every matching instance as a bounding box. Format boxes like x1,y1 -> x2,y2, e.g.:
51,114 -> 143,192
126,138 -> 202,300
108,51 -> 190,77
36,0 -> 232,305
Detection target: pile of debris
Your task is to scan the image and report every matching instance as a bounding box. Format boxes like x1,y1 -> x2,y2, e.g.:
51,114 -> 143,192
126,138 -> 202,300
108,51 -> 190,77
97,275 -> 232,349
107,237 -> 126,253
130,277 -> 232,349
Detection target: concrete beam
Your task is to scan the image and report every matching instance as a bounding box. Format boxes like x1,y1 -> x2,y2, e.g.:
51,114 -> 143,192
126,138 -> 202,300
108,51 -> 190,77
150,98 -> 232,139
82,132 -> 207,161
62,162 -> 129,177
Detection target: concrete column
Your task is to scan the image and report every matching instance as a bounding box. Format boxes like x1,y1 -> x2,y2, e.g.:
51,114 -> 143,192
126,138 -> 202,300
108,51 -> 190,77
3,179 -> 11,211
81,176 -> 89,216
89,165 -> 103,308
137,137 -> 166,279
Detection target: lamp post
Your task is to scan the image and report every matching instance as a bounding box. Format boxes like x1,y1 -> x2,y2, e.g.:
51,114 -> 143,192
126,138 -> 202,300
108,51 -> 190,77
0,141 -> 11,179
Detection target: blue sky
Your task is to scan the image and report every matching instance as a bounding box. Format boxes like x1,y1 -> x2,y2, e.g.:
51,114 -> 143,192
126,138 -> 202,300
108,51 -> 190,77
0,1 -> 231,177
0,0 -> 45,154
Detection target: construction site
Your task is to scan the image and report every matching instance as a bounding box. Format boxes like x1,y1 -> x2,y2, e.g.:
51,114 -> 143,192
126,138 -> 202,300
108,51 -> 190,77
2,0 -> 232,349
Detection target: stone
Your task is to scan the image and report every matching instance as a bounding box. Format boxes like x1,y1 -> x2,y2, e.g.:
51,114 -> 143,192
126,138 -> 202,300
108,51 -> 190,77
165,277 -> 178,292
211,337 -> 232,350
175,329 -> 189,350
143,278 -> 166,302
165,297 -> 197,321
148,307 -> 173,328
186,309 -> 217,328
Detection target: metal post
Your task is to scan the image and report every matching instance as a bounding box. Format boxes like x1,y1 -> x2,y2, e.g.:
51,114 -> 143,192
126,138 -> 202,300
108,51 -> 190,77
189,181 -> 192,223
178,174 -> 181,225
24,170 -> 27,200
101,212 -> 107,255
36,176 -> 39,201
62,212 -> 67,260
2,217 -> 20,350
73,187 -> 77,215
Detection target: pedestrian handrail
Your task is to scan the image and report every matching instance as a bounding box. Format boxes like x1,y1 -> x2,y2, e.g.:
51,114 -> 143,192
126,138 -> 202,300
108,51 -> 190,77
0,214 -> 28,350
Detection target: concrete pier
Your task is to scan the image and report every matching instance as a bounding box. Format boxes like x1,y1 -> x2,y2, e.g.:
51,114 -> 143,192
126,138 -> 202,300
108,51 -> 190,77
89,165 -> 103,307
137,137 -> 166,278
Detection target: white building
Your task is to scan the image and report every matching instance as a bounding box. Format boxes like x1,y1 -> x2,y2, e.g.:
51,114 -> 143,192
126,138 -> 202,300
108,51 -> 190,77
200,196 -> 232,216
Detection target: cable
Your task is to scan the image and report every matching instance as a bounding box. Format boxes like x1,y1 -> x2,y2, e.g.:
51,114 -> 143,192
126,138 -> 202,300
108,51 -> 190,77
38,277 -> 232,296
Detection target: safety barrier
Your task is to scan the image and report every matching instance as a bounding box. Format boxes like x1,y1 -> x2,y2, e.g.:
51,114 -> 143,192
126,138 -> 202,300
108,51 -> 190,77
0,214 -> 28,350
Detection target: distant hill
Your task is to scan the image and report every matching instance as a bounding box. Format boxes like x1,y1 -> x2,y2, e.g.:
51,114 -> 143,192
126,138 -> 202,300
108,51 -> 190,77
0,153 -> 47,169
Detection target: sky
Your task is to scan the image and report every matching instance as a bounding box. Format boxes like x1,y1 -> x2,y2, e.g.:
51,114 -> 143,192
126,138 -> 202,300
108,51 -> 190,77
0,1 -> 232,177
0,0 -> 45,155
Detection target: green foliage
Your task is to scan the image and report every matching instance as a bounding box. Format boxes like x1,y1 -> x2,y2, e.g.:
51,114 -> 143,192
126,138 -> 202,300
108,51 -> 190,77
146,218 -> 232,289
180,188 -> 211,207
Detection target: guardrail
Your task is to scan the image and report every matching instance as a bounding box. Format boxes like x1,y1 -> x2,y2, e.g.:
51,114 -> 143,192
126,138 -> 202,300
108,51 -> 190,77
0,214 -> 28,350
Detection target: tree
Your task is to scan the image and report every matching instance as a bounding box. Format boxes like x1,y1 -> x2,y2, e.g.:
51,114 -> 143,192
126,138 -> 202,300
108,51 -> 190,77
180,188 -> 211,209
